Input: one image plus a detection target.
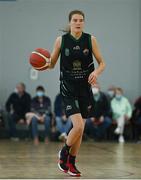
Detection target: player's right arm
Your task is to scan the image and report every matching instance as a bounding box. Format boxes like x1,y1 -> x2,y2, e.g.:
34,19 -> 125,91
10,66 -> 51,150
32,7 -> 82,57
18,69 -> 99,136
49,36 -> 62,69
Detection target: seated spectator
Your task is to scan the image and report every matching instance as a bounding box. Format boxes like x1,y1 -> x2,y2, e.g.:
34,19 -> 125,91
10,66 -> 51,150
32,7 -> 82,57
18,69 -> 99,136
49,117 -> 59,142
106,86 -> 116,101
111,87 -> 132,143
0,105 -> 4,128
131,96 -> 141,142
5,82 -> 31,141
54,93 -> 72,142
26,86 -> 52,145
85,84 -> 112,141
106,86 -> 116,119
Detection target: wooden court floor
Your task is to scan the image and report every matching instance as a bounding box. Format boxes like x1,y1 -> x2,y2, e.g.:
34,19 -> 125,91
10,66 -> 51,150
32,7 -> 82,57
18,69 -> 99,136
0,139 -> 141,179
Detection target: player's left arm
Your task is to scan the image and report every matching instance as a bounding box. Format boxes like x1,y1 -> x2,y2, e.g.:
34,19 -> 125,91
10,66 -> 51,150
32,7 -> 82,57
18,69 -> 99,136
88,36 -> 106,85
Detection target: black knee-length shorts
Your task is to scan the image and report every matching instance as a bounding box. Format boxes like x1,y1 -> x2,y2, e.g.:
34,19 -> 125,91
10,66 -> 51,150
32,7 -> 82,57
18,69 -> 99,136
60,80 -> 94,119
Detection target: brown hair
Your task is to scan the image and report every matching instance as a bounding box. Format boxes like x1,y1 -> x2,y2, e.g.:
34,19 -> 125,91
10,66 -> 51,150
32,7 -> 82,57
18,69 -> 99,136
68,10 -> 85,22
61,10 -> 85,33
116,87 -> 123,94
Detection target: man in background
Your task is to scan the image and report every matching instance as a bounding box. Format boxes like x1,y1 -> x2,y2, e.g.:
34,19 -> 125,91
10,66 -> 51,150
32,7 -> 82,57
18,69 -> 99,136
6,82 -> 31,141
85,84 -> 112,141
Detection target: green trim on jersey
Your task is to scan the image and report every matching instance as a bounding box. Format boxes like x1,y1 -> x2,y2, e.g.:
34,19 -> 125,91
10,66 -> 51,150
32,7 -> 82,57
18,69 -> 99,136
60,36 -> 64,52
68,32 -> 84,42
88,35 -> 92,51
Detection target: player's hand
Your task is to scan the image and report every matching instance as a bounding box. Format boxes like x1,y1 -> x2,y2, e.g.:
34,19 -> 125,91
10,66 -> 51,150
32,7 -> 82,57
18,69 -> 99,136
48,58 -> 55,69
88,70 -> 98,85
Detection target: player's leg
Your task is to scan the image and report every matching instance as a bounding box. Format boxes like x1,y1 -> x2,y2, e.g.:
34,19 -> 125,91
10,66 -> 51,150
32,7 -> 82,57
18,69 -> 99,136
66,114 -> 85,146
68,122 -> 84,176
57,97 -> 82,174
69,118 -> 85,152
58,113 -> 84,173
67,91 -> 94,176
69,131 -> 83,155
67,114 -> 85,176
58,81 -> 88,175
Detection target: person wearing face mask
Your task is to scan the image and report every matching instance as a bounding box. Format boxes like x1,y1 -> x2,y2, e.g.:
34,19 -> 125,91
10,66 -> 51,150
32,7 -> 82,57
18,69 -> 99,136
85,84 -> 112,141
107,86 -> 116,100
111,87 -> 132,143
26,86 -> 52,145
106,86 -> 116,119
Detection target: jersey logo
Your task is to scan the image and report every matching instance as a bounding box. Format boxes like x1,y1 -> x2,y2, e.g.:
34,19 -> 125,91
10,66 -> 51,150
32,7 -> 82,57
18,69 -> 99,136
65,48 -> 70,56
66,105 -> 72,111
73,60 -> 82,70
73,45 -> 80,50
83,48 -> 89,56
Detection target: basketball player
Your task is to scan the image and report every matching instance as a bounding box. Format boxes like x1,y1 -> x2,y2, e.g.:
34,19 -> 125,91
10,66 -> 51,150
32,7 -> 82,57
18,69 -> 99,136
49,10 -> 105,176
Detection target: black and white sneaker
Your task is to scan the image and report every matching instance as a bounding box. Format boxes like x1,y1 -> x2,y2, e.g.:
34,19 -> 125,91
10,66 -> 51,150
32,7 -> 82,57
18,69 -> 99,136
57,150 -> 69,173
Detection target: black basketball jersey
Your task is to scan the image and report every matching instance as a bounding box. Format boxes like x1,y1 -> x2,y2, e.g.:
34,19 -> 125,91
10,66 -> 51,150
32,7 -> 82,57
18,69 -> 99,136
60,32 -> 95,81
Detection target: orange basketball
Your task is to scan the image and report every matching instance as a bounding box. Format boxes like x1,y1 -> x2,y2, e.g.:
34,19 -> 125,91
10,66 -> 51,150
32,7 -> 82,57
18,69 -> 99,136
29,48 -> 51,71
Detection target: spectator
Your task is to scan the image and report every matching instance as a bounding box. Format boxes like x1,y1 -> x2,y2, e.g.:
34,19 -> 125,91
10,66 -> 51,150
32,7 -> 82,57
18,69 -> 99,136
54,93 -> 72,142
131,96 -> 141,142
106,86 -> 116,118
0,105 -> 4,128
111,87 -> 132,143
106,86 -> 116,101
85,84 -> 112,141
5,82 -> 31,141
26,86 -> 52,145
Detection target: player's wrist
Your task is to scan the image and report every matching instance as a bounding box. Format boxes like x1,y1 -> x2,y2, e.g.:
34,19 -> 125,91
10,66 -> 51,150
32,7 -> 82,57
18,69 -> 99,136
93,69 -> 99,78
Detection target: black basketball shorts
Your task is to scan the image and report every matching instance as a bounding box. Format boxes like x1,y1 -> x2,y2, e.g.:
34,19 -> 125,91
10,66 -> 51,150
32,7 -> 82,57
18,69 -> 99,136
60,80 -> 94,119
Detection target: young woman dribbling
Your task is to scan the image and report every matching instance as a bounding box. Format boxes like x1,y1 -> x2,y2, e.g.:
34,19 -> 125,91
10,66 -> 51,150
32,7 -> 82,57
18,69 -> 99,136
49,10 -> 105,176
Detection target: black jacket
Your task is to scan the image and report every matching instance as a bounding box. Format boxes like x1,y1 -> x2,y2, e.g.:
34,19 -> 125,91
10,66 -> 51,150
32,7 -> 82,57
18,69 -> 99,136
90,92 -> 111,119
132,96 -> 141,121
31,96 -> 51,115
6,92 -> 31,117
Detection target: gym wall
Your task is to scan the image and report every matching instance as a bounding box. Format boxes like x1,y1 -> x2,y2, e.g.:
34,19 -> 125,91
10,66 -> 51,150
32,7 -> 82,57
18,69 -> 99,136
0,0 -> 140,107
